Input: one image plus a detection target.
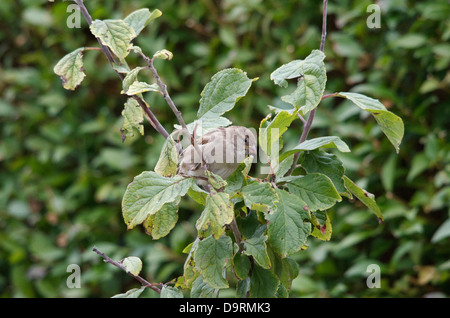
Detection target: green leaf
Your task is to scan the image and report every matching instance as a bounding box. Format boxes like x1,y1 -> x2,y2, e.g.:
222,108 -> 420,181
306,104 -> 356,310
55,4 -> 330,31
266,189 -> 311,257
197,68 -> 256,119
301,150 -> 348,196
196,190 -> 234,238
90,19 -> 136,60
336,92 -> 404,153
155,136 -> 179,177
205,170 -> 227,190
112,286 -> 145,298
191,276 -> 219,298
124,8 -> 162,36
271,50 -> 327,115
121,98 -> 144,141
187,183 -> 208,206
276,284 -> 289,298
394,33 -> 427,49
233,252 -> 251,280
273,155 -> 294,180
242,224 -> 271,269
53,48 -> 86,90
267,248 -> 299,290
183,238 -> 200,289
193,235 -> 233,289
281,136 -> 350,161
237,211 -> 271,269
143,202 -> 178,239
249,264 -> 279,298
125,81 -> 160,96
343,175 -> 384,222
236,278 -> 250,298
431,219 -> 450,243
121,256 -> 143,276
122,172 -> 192,229
241,181 -> 278,213
129,45 -> 143,55
259,110 -> 297,158
160,286 -> 183,298
122,66 -> 145,93
286,173 -> 342,212
113,62 -> 130,74
225,155 -> 254,195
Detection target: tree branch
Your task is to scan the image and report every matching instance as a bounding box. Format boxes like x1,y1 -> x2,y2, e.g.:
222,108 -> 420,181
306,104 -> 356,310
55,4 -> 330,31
319,0 -> 328,53
73,0 -> 170,140
288,0 -> 328,176
322,92 -> 337,100
92,246 -> 161,294
229,218 -> 243,251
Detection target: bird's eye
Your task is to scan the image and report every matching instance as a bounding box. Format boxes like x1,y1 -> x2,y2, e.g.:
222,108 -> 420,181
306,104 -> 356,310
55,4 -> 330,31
244,135 -> 249,144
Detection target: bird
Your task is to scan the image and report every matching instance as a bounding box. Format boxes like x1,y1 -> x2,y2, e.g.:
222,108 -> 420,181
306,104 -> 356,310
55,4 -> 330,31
178,126 -> 257,186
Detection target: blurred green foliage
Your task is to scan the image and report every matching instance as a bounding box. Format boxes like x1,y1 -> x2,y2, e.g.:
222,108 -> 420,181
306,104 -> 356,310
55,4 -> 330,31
0,0 -> 449,297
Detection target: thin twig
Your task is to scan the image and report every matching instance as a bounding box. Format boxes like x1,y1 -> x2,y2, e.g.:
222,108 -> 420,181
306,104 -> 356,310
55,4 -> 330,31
148,58 -> 188,131
83,47 -> 102,52
141,53 -> 208,170
322,92 -> 337,100
92,246 -> 161,294
297,112 -> 307,125
73,0 -> 170,140
319,0 -> 328,53
287,0 -> 328,176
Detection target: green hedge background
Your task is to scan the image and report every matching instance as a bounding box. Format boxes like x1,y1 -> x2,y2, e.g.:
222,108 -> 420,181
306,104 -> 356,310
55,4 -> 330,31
1,0 -> 449,297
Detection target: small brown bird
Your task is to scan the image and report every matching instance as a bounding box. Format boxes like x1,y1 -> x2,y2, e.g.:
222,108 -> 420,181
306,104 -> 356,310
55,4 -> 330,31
178,126 -> 257,185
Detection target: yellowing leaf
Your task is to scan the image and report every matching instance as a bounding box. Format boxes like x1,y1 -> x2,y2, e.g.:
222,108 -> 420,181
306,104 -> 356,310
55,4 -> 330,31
143,202 -> 178,239
259,110 -> 297,158
121,98 -> 144,141
154,136 -> 178,177
90,19 -> 136,60
121,256 -> 143,276
125,81 -> 160,96
193,235 -> 233,289
153,49 -> 173,60
343,175 -> 384,222
196,190 -> 234,238
160,286 -> 183,298
122,172 -> 192,229
53,48 -> 86,90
